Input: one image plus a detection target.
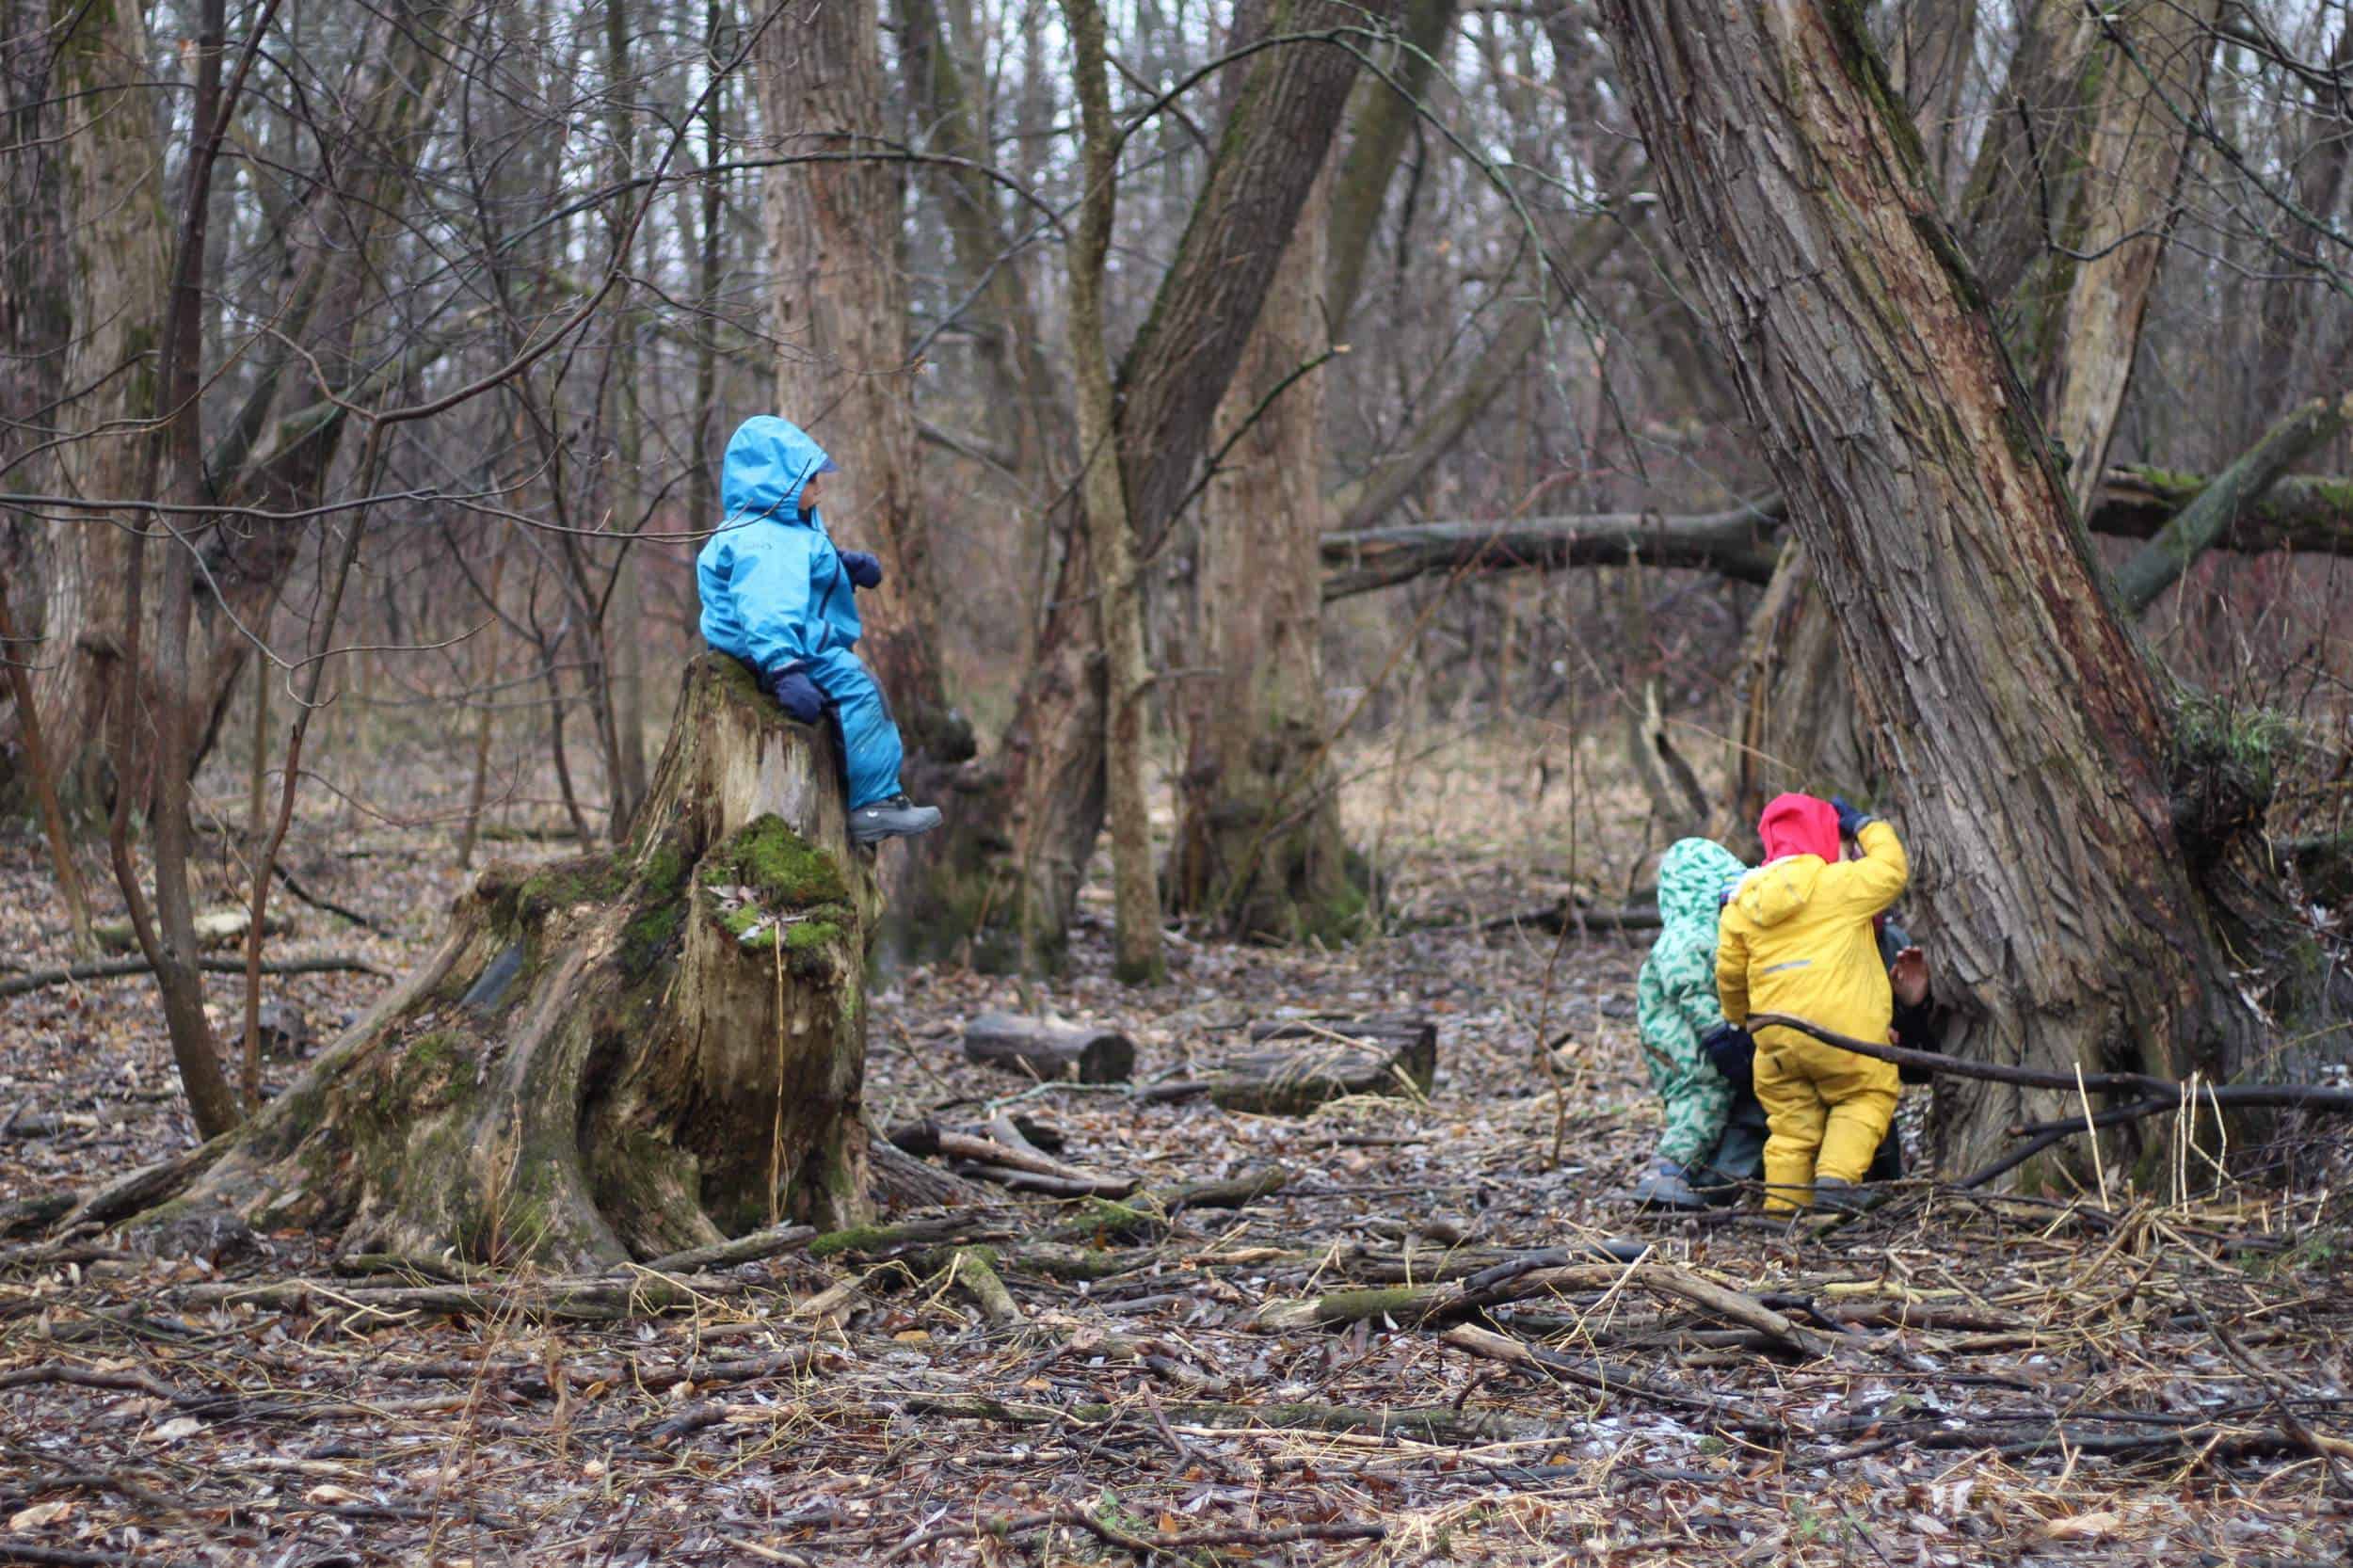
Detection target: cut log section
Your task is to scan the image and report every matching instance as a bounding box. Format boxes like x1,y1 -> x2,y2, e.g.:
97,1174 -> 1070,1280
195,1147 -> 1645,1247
94,906 -> 291,953
964,1013 -> 1136,1083
1208,1016 -> 1437,1115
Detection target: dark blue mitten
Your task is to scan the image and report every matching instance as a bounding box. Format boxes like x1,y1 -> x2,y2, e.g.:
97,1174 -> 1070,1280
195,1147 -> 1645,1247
840,550 -> 883,590
1830,794 -> 1873,839
767,666 -> 825,725
1699,1021 -> 1756,1095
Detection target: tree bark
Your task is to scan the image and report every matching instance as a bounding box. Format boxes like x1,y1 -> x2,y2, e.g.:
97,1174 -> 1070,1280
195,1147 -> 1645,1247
24,0 -> 168,821
1877,0 -> 1977,202
2028,0 -> 2221,513
2251,25 -> 2353,432
1170,154 -> 1355,941
1954,0 -> 2104,310
146,656 -> 879,1267
965,0 -> 1393,970
1062,0 -> 1163,984
758,0 -> 978,958
1323,0 -> 1459,332
8,0 -> 460,821
1725,544 -> 1872,862
1590,0 -> 2259,1179
897,0 -> 1063,477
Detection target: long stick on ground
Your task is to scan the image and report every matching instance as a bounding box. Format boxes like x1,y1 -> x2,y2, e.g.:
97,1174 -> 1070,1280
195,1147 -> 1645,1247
1746,1012 -> 2353,1112
1,954 -> 391,999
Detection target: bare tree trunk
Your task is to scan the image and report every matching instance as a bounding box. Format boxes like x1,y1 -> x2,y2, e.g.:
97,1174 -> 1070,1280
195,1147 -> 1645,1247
2030,0 -> 2221,512
144,657 -> 879,1267
1169,156 -> 1354,942
1061,0 -> 1163,984
1955,0 -> 2104,309
27,0 -> 168,822
1878,0 -> 1977,201
1730,0 -> 2220,829
1592,0 -> 2260,1180
898,0 -> 1063,476
1323,0 -> 1460,331
602,0 -> 648,835
0,592 -> 95,953
961,0 -> 1395,970
758,0 -> 977,952
457,546 -> 511,872
2252,25 -> 2353,430
1725,544 -> 1871,860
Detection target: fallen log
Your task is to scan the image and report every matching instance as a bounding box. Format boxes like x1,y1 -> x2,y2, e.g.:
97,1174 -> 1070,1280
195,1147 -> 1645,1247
1195,1016 -> 1437,1115
1321,505 -> 1785,597
93,906 -> 290,954
1,953 -> 392,999
964,1013 -> 1136,1083
1321,464 -> 2353,600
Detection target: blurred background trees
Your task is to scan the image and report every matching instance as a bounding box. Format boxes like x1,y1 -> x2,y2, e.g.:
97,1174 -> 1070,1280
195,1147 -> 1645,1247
7,0 -> 2353,1155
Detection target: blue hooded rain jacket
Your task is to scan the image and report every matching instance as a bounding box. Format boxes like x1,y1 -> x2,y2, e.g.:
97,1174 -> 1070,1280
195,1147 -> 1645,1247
696,416 -> 905,810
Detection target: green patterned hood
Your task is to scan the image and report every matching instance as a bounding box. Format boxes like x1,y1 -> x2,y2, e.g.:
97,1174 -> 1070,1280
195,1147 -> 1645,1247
1656,838 -> 1747,935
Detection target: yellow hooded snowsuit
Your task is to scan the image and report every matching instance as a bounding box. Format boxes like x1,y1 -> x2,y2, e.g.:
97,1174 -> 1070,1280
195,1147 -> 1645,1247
1716,820 -> 1909,1209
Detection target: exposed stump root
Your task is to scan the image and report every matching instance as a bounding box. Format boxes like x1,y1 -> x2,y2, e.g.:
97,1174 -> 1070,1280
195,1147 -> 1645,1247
125,655 -> 880,1269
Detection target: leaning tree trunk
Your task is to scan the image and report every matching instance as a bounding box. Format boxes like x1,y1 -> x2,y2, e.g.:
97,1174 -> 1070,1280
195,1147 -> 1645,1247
1730,0 -> 2217,833
144,656 -> 878,1267
1592,0 -> 2261,1181
1169,155 -> 1356,942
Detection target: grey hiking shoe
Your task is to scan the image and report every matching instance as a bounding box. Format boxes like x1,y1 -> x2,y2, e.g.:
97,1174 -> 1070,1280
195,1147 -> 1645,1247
1629,1157 -> 1704,1211
1811,1175 -> 1865,1214
850,793 -> 942,845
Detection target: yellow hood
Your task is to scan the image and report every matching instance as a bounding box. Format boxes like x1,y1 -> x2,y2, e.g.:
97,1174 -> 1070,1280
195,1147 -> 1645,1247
1734,856 -> 1825,928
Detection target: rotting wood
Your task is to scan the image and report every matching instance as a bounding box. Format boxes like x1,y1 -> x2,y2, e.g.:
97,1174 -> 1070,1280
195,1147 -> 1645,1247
964,1012 -> 1137,1083
1194,1016 -> 1438,1115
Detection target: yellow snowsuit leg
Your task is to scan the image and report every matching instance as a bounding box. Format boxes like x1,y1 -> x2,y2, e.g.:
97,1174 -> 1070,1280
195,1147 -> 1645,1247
1753,1027 -> 1899,1210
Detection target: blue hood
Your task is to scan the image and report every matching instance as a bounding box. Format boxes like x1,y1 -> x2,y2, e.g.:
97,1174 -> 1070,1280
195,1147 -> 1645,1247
721,416 -> 838,524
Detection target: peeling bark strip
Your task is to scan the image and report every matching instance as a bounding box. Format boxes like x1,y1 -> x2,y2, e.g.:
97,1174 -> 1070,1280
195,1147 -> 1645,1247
132,656 -> 878,1268
1588,1 -> 2257,1178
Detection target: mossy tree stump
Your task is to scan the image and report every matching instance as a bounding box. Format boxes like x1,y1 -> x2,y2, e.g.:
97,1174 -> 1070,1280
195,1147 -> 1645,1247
146,655 -> 879,1268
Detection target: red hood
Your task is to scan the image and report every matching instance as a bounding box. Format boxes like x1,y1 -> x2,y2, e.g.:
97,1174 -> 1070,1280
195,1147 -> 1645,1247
1759,792 -> 1840,862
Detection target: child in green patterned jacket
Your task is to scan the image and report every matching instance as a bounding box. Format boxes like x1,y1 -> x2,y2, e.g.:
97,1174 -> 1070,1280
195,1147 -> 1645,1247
1628,838 -> 1750,1208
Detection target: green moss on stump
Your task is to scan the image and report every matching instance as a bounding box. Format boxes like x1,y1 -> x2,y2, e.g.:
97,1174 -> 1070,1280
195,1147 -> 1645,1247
702,816 -> 848,907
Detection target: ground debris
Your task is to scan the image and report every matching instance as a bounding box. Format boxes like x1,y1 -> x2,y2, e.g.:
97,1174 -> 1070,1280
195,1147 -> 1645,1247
3,828 -> 2349,1563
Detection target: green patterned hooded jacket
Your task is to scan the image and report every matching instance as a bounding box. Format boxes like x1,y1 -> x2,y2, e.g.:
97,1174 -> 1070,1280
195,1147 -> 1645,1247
1633,837 -> 1749,1165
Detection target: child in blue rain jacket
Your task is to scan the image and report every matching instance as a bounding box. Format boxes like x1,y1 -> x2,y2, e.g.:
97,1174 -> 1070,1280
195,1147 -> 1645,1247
696,415 -> 941,844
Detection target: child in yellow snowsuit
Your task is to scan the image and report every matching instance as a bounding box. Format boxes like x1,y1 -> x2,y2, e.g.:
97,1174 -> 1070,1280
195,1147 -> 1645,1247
1716,792 -> 1910,1211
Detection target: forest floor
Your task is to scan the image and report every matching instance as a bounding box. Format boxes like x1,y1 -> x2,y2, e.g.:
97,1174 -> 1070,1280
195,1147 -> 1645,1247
2,741 -> 2350,1567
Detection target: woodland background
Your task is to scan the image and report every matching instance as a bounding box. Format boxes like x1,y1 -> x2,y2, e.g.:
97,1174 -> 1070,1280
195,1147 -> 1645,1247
5,0 -> 2353,1561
